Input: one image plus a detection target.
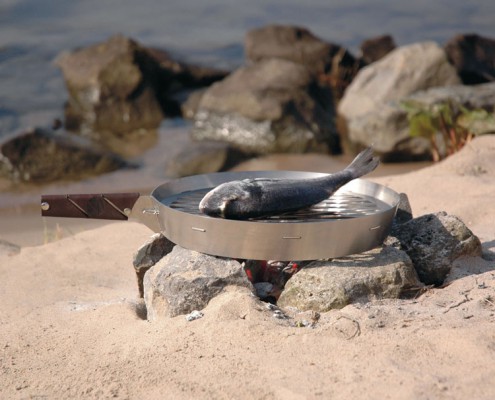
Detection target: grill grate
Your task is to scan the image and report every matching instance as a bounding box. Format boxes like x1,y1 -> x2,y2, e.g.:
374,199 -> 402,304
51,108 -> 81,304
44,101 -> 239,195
167,187 -> 389,222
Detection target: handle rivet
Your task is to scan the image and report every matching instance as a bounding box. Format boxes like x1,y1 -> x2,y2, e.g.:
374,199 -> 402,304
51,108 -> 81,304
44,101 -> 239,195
41,202 -> 50,211
123,208 -> 131,216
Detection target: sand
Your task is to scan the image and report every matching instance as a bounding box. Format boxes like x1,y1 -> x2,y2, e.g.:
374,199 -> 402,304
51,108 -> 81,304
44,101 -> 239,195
1,136 -> 494,399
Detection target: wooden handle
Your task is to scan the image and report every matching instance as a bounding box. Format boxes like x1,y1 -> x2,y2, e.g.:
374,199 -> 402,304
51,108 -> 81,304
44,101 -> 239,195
41,193 -> 141,220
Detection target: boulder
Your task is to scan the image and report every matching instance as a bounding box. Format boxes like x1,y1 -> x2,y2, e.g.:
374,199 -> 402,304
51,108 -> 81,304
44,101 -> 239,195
245,24 -> 356,74
338,42 -> 460,159
392,212 -> 482,285
56,35 -> 227,156
143,246 -> 253,320
192,58 -> 339,154
342,79 -> 495,160
0,128 -> 128,183
164,140 -> 229,178
133,234 -> 175,298
56,35 -> 165,155
147,47 -> 228,89
445,33 -> 495,84
181,89 -> 207,119
245,24 -> 360,100
278,246 -> 421,312
359,34 -> 396,64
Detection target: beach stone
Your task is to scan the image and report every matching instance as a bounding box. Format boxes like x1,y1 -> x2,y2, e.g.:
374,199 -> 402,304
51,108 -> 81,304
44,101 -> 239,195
278,246 -> 421,312
56,35 -> 166,155
0,240 -> 21,257
143,246 -> 253,320
191,58 -> 339,154
342,80 -> 495,161
359,34 -> 396,64
338,42 -> 460,158
445,33 -> 495,84
164,141 -> 229,178
147,47 -> 228,89
0,128 -> 128,183
339,42 -> 460,120
392,212 -> 482,286
245,24 -> 360,101
245,24 -> 356,74
181,89 -> 207,119
133,233 -> 175,298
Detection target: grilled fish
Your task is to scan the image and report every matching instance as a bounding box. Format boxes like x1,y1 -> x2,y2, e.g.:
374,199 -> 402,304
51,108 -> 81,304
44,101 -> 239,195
199,147 -> 379,220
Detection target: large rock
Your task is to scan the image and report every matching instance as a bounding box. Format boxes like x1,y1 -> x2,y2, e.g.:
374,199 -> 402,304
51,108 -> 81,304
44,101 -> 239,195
56,35 -> 165,155
359,34 -> 396,64
146,47 -> 228,89
0,128 -> 128,183
392,212 -> 482,285
445,33 -> 495,84
342,80 -> 495,160
133,234 -> 175,298
192,58 -> 339,154
143,246 -> 253,320
278,246 -> 421,312
245,24 -> 360,101
245,24 -> 356,74
338,42 -> 460,159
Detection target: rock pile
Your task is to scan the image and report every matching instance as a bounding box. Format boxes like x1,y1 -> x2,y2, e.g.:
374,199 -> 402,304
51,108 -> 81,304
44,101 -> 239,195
5,27 -> 495,183
136,197 -> 482,319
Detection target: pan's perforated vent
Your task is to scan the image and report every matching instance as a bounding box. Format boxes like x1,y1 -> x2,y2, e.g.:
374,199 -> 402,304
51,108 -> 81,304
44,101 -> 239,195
167,188 -> 389,222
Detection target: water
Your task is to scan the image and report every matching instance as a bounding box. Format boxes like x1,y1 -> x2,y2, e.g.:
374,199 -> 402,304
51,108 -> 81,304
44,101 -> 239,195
1,0 -> 495,139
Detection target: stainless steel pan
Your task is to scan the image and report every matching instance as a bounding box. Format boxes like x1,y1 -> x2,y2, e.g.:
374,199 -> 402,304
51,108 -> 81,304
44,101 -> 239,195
41,171 -> 400,260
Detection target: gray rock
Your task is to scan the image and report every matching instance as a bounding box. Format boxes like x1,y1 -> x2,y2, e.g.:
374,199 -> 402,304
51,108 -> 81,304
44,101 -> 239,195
339,42 -> 460,120
445,33 -> 495,84
146,47 -> 228,89
338,42 -> 461,158
0,240 -> 21,256
342,79 -> 495,160
245,24 -> 356,75
133,233 -> 175,298
181,89 -> 206,120
254,282 -> 274,299
244,24 -> 361,101
0,128 -> 128,183
143,246 -> 253,320
278,246 -> 421,312
185,310 -> 204,322
56,35 -> 165,156
164,141 -> 228,178
392,212 -> 482,285
406,81 -> 495,110
191,58 -> 338,154
359,34 -> 396,64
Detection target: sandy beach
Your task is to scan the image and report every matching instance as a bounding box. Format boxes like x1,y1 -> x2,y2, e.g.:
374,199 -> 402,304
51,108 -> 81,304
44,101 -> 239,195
1,135 -> 494,399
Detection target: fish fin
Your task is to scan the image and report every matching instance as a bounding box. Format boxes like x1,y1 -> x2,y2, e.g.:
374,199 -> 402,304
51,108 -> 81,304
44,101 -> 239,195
345,147 -> 380,179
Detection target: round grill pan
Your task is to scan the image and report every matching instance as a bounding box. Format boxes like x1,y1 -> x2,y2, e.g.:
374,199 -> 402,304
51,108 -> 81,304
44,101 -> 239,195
41,171 -> 400,260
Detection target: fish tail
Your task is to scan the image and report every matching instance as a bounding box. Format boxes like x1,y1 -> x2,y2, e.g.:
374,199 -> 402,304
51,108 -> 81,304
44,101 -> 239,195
345,147 -> 379,179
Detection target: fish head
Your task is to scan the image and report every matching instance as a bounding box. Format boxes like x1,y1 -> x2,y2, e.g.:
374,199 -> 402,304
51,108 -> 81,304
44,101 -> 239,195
199,181 -> 253,219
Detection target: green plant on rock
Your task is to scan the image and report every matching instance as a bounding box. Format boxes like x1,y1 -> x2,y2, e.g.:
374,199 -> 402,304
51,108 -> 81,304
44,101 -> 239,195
401,99 -> 495,161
